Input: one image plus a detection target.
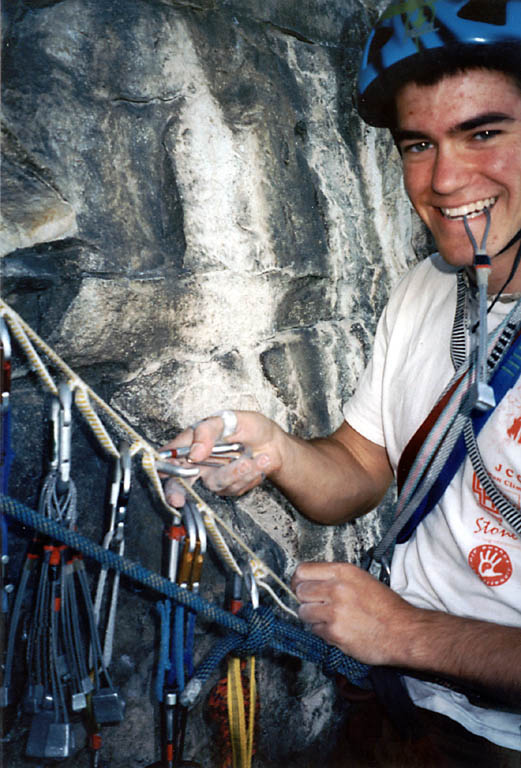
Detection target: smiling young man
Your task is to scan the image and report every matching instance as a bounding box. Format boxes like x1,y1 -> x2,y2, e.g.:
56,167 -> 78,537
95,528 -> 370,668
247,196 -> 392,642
395,69 -> 521,291
163,2 -> 521,763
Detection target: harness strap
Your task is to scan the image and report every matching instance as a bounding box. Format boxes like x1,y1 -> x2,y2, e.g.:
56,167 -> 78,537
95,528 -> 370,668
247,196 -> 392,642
373,294 -> 521,564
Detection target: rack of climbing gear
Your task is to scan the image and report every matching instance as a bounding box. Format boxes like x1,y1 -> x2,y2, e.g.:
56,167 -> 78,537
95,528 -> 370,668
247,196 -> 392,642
0,299 -> 298,619
1,384 -> 125,760
0,298 -> 371,765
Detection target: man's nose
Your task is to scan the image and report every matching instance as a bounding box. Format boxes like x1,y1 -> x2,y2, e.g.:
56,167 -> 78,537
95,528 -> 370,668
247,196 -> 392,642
431,144 -> 471,196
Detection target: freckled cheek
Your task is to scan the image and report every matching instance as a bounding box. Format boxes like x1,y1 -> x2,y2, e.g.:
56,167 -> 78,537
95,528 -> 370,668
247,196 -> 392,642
402,169 -> 431,214
485,146 -> 521,181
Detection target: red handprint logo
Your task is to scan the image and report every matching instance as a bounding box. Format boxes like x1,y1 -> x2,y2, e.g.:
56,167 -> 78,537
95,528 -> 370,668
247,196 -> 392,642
468,545 -> 512,587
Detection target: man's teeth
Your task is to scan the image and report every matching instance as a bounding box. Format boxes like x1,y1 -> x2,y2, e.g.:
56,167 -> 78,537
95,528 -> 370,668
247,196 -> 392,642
440,197 -> 497,220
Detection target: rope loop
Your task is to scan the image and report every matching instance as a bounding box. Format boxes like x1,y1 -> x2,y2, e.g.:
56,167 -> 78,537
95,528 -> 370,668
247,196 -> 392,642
236,604 -> 275,657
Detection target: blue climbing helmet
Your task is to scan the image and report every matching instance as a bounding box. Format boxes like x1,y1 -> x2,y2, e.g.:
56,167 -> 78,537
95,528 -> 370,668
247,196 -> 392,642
357,0 -> 521,127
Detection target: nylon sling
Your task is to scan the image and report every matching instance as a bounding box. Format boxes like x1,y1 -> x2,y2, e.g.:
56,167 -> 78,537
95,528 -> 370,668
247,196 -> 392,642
372,290 -> 521,566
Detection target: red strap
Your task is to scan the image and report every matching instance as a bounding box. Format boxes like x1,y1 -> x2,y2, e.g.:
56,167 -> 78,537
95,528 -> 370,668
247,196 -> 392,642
396,372 -> 465,494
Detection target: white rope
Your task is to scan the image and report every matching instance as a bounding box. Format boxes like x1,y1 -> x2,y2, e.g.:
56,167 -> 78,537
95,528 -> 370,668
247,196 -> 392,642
1,310 -> 58,395
1,299 -> 298,612
73,384 -> 119,458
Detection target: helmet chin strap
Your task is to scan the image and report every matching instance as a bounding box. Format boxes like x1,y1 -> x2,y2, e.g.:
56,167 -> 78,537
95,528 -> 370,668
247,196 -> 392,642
463,209 -> 496,411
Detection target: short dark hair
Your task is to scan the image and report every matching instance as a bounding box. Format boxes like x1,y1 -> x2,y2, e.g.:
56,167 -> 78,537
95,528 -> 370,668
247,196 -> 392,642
383,44 -> 521,131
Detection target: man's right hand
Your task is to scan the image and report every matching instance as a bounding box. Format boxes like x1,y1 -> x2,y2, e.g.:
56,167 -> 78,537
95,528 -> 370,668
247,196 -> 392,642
160,411 -> 283,507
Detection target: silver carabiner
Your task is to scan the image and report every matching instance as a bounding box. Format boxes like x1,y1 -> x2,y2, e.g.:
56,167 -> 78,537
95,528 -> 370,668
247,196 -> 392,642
155,460 -> 199,478
57,382 -> 72,489
114,443 -> 131,544
0,317 -> 11,414
243,563 -> 259,611
187,500 -> 207,558
49,398 -> 60,473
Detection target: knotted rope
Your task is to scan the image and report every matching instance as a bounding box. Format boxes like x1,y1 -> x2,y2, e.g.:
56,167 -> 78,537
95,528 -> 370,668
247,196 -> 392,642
1,493 -> 370,703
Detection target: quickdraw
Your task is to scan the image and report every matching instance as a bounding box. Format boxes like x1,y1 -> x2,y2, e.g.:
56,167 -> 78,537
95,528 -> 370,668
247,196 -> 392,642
227,567 -> 258,768
0,317 -> 13,717
90,441 -> 131,766
1,388 -> 125,761
150,500 -> 206,767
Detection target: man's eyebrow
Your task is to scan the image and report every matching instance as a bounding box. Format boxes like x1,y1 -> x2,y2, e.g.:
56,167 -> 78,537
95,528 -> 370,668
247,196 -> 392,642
393,129 -> 428,144
453,112 -> 513,133
393,113 -> 514,144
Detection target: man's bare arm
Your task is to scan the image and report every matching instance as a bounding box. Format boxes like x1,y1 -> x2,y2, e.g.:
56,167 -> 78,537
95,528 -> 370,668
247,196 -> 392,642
162,412 -> 393,522
270,420 -> 393,523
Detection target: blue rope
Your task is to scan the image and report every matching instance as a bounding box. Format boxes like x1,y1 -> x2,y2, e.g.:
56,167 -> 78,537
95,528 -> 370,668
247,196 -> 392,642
1,409 -> 13,614
155,600 -> 171,703
184,610 -> 196,679
1,493 -> 370,692
172,604 -> 185,690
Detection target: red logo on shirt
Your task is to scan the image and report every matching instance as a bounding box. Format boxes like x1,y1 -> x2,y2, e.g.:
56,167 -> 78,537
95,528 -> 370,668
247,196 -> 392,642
472,473 -> 500,518
468,545 -> 512,587
507,416 -> 521,443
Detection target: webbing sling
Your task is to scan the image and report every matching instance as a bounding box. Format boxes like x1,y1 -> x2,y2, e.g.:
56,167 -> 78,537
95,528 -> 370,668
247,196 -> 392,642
397,327 -> 521,543
372,296 -> 521,565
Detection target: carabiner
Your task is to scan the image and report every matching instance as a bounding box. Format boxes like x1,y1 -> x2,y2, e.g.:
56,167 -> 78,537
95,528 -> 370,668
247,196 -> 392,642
114,443 -> 131,544
186,500 -> 207,593
159,442 -> 245,460
243,563 -> 259,611
177,505 -> 197,588
155,460 -> 199,478
57,382 -> 73,490
49,399 -> 60,473
0,317 -> 11,414
159,442 -> 247,468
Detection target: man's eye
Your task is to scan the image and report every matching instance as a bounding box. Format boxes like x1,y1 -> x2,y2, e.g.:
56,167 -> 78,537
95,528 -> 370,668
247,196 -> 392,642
402,140 -> 432,154
473,129 -> 501,141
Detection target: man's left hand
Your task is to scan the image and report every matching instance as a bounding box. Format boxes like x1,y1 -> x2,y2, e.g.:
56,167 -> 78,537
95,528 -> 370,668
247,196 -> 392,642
292,561 -> 417,666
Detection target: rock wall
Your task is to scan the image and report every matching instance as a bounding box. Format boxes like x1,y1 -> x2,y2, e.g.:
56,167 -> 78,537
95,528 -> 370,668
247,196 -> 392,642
1,0 -> 429,765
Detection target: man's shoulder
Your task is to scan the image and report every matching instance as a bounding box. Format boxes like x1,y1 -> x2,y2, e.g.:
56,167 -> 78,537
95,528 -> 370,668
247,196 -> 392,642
401,252 -> 458,285
390,253 -> 457,303
382,253 -> 458,333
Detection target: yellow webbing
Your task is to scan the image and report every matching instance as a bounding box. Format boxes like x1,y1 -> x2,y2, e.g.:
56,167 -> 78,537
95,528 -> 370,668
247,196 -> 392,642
227,656 -> 256,768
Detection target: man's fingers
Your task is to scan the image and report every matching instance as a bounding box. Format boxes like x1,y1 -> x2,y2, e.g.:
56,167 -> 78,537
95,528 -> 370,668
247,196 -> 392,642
292,561 -> 358,592
203,455 -> 268,496
190,415 -> 236,462
164,477 -> 188,508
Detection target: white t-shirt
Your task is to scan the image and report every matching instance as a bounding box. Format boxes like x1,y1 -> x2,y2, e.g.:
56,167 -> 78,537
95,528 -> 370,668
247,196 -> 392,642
343,253 -> 521,750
